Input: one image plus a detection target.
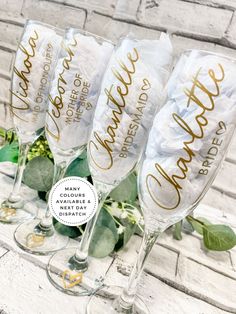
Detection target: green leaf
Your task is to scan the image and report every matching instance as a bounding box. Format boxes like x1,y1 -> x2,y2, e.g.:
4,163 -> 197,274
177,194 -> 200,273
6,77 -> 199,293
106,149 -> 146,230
188,216 -> 211,235
53,220 -> 82,238
173,221 -> 182,240
65,156 -> 90,178
78,149 -> 87,159
96,207 -> 119,242
23,156 -> 54,191
89,207 -> 119,257
0,142 -> 19,163
109,173 -> 138,203
89,226 -> 117,258
203,224 -> 236,251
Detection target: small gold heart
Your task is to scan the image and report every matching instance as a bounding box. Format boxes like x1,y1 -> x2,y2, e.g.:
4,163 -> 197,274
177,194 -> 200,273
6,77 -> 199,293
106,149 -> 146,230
26,233 -> 45,248
216,121 -> 226,135
141,78 -> 151,91
1,207 -> 16,218
62,269 -> 83,289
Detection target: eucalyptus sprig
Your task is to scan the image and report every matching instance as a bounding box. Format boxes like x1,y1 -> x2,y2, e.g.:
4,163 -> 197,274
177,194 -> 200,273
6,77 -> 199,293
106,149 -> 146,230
0,137 -> 235,256
174,216 -> 236,251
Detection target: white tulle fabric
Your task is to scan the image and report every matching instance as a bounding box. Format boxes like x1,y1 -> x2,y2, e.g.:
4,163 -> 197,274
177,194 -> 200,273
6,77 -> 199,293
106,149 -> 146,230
88,33 -> 173,186
46,29 -> 114,158
139,50 -> 236,230
12,21 -> 62,142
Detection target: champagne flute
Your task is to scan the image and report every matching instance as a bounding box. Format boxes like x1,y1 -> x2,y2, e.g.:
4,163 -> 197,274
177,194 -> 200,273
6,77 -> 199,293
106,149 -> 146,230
86,49 -> 236,313
0,82 -> 14,148
0,35 -> 16,148
14,28 -> 114,254
46,33 -> 173,295
0,20 -> 62,223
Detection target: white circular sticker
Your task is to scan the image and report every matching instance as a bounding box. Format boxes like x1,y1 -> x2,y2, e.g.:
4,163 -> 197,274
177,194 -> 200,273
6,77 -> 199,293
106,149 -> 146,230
48,176 -> 98,226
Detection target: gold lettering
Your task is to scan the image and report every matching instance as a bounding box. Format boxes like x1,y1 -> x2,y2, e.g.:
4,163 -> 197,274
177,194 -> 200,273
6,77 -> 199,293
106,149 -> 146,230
46,37 -> 77,141
89,48 -> 140,170
146,64 -> 225,210
10,30 -> 39,120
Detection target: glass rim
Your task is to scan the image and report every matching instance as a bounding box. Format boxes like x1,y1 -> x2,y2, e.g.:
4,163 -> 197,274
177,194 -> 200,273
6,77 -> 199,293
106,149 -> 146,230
11,19 -> 63,107
65,27 -> 114,45
25,19 -> 64,35
181,48 -> 236,63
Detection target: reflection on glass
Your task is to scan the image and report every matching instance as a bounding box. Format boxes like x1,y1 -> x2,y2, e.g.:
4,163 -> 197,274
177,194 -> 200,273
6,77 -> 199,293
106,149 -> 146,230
14,28 -> 114,254
46,33 -> 173,296
86,49 -> 236,313
0,20 -> 62,224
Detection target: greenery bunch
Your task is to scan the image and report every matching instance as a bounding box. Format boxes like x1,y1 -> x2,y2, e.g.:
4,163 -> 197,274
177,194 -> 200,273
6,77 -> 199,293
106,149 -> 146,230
0,131 -> 235,256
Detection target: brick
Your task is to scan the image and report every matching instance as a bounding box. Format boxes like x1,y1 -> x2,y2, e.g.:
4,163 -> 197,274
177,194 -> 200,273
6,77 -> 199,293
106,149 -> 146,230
0,78 -> 12,131
85,12 -> 161,43
64,0 -> 117,16
0,102 -> 13,126
143,0 -> 232,40
0,22 -> 23,49
158,231 -> 232,269
226,134 -> 236,163
225,12 -> 236,47
0,251 -> 89,314
230,247 -> 236,271
183,0 -> 236,10
114,0 -> 140,21
212,161 -> 236,198
0,49 -> 13,73
195,203 -> 236,239
202,188 -> 236,218
0,247 -> 7,258
146,244 -> 178,280
139,273 -> 229,314
105,264 -> 229,314
110,235 -> 178,280
22,0 -> 86,29
177,256 -> 236,311
211,43 -> 236,59
172,34 -> 236,59
0,77 -> 10,103
0,103 -> 13,132
84,13 -> 236,59
0,0 -> 24,17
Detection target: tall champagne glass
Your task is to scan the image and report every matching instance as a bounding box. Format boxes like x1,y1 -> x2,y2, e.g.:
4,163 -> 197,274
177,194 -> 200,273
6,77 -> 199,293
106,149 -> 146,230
47,33 -> 173,295
0,20 -> 62,223
87,49 -> 236,313
14,28 -> 114,254
0,81 -> 14,148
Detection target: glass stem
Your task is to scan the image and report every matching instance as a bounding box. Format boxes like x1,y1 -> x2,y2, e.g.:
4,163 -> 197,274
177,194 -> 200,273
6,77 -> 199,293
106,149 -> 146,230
8,141 -> 30,203
39,161 -> 68,229
74,183 -> 111,264
117,230 -> 160,311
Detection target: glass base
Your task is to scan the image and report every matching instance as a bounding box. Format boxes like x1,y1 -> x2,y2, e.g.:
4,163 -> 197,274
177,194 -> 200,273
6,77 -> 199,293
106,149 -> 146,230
86,290 -> 150,314
14,218 -> 69,255
46,247 -> 105,296
0,198 -> 36,224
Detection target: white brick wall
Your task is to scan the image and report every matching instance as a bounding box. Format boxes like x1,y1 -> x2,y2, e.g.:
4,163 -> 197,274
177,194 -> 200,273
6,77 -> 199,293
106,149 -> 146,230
143,0 -> 232,39
0,1 -> 236,313
22,0 -> 87,29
